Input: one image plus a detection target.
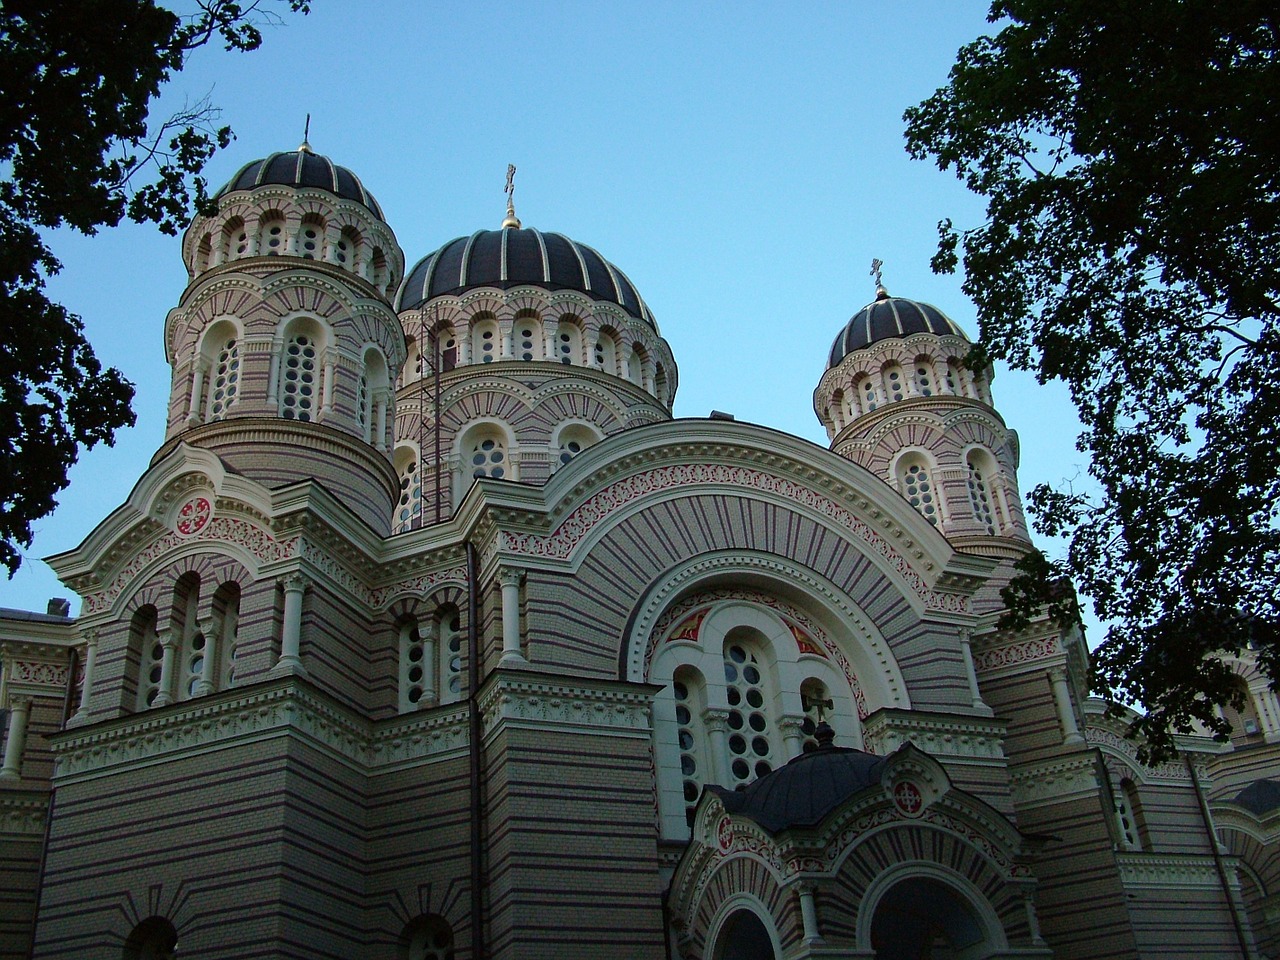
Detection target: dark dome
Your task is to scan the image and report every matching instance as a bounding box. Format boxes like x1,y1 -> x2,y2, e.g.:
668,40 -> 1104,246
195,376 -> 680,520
396,227 -> 656,328
216,148 -> 384,219
710,741 -> 887,833
828,289 -> 968,368
1232,779 -> 1280,816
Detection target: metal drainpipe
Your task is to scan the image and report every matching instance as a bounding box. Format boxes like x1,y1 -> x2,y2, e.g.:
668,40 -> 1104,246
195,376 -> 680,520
467,541 -> 485,959
1186,754 -> 1252,958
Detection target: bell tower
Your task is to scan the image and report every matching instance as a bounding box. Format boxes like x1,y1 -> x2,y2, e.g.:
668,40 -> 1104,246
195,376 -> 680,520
813,273 -> 1030,558
159,143 -> 406,534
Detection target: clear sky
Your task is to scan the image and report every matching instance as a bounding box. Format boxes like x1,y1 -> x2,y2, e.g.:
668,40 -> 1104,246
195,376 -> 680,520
1,0 -> 1093,629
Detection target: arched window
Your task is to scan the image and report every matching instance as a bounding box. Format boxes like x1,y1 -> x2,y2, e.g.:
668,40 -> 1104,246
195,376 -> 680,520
966,451 -> 999,534
213,582 -> 241,689
472,316 -> 499,364
514,314 -> 543,361
946,359 -> 964,395
914,358 -> 935,397
221,217 -> 247,262
829,390 -> 846,432
191,318 -> 242,424
194,232 -> 212,272
394,444 -> 423,533
206,334 -> 240,420
339,226 -> 360,265
722,630 -> 779,788
277,320 -> 326,422
298,216 -> 324,260
123,916 -> 178,960
371,247 -> 388,292
654,362 -> 670,405
556,316 -> 583,365
594,329 -> 617,374
673,667 -> 710,829
460,423 -> 510,480
435,323 -> 458,373
131,606 -> 162,710
399,616 -> 434,712
860,375 -> 879,412
360,346 -> 390,444
627,343 -> 646,386
1112,776 -> 1145,850
258,211 -> 287,255
1223,675 -> 1264,740
883,362 -> 906,402
552,423 -> 602,471
438,605 -> 464,701
173,573 -> 204,700
399,914 -> 455,960
896,454 -> 940,525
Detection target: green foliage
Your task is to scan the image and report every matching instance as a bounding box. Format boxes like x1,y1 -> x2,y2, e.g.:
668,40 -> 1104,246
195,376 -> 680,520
0,0 -> 307,576
905,1 -> 1280,760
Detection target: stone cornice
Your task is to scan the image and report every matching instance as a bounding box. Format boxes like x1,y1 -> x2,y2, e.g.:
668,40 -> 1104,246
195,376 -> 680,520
1115,852 -> 1227,890
477,670 -> 659,741
48,679 -> 469,784
862,709 -> 1008,765
1009,754 -> 1101,809
0,792 -> 47,836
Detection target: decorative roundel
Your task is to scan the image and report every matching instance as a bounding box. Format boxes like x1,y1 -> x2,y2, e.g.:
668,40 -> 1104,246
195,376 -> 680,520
892,780 -> 924,818
175,496 -> 213,536
716,815 -> 734,852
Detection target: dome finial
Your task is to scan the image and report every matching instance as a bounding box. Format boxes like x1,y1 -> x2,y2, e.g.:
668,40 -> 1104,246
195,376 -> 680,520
298,113 -> 312,154
502,163 -> 522,229
870,257 -> 889,299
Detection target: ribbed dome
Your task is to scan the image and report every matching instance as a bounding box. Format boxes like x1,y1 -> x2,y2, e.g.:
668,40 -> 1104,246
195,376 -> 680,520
216,148 -> 384,219
396,227 -> 656,328
828,289 -> 968,368
709,739 -> 886,833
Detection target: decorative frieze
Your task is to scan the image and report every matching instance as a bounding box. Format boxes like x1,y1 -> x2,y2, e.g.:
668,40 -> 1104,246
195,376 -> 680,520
51,681 -> 469,783
862,711 -> 1007,764
971,633 -> 1061,677
1009,755 -> 1101,809
0,794 -> 46,836
1085,726 -> 1198,784
1116,852 -> 1225,890
8,660 -> 72,689
478,673 -> 655,740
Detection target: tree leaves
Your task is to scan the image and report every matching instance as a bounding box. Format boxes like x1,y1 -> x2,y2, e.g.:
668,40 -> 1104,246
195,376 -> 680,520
0,0 -> 307,575
905,0 -> 1280,760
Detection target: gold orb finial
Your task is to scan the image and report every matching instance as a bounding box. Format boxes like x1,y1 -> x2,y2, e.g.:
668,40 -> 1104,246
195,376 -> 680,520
502,163 -> 522,229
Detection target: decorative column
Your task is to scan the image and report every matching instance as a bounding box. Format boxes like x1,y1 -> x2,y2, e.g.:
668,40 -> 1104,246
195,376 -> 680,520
420,619 -> 439,707
779,716 -> 806,759
153,633 -> 177,707
273,574 -> 310,677
703,708 -> 731,785
958,629 -> 992,714
1048,666 -> 1084,745
499,568 -> 526,665
0,697 -> 32,783
196,619 -> 217,697
543,317 -> 559,361
188,362 -> 207,425
73,631 -> 99,720
796,883 -> 823,944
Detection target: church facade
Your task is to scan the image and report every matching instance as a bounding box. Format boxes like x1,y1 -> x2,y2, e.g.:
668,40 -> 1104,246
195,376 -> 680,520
1,146 -> 1278,959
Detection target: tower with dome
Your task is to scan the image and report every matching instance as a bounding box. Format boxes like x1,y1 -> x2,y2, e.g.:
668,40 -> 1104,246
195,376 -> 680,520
1,145 -> 1277,960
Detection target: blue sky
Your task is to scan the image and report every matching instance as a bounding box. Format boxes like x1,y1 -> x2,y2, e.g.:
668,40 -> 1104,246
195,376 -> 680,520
2,1 -> 1092,627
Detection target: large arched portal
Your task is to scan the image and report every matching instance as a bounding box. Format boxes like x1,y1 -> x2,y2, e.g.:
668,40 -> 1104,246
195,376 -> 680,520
870,877 -> 994,960
712,908 -> 779,960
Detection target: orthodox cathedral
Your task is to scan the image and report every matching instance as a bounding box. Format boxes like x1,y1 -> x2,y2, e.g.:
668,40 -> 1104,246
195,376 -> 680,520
1,145 -> 1279,959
